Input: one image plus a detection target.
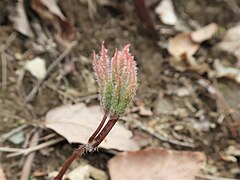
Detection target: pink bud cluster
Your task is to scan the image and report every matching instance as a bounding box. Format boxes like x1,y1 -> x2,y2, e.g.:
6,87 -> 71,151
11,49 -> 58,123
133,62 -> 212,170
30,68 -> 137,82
93,42 -> 137,116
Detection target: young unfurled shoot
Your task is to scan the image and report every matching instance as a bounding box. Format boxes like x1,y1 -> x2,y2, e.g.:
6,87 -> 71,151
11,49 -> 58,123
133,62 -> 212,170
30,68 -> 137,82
93,42 -> 137,116
54,42 -> 138,180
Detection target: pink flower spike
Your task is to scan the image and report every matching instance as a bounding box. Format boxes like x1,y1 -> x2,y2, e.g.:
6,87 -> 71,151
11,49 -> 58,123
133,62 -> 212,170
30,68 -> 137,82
112,48 -> 119,77
93,51 -> 102,84
118,44 -> 129,72
93,42 -> 138,116
101,42 -> 109,79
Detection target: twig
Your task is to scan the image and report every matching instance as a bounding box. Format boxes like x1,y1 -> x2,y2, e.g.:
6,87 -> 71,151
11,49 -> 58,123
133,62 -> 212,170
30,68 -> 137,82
20,131 -> 40,180
1,52 -> 7,90
0,32 -> 16,52
133,0 -> 158,38
16,69 -> 36,121
140,123 -> 195,148
38,133 -> 57,141
46,84 -> 98,103
196,75 -> 240,137
0,164 -> 6,180
0,137 -> 64,157
0,33 -> 16,90
18,128 -> 36,168
0,124 -> 28,142
223,0 -> 240,15
129,119 -> 195,148
46,84 -> 76,102
196,173 -> 240,180
25,41 -> 77,102
76,94 -> 98,102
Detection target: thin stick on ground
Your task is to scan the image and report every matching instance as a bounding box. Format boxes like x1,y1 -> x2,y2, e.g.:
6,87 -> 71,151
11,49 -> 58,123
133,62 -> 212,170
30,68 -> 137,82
193,73 -> 240,137
120,117 -> 196,148
20,131 -> 40,180
25,41 -> 77,102
1,52 -> 7,90
0,124 -> 28,142
0,33 -> 16,88
197,173 -> 239,180
0,137 -> 64,157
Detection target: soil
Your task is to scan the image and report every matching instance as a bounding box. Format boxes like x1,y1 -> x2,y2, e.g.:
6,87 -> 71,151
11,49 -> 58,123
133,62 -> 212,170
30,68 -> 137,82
0,0 -> 240,179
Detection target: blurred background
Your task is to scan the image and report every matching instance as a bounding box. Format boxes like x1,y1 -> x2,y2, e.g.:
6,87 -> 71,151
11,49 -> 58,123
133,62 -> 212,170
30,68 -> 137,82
0,0 -> 240,179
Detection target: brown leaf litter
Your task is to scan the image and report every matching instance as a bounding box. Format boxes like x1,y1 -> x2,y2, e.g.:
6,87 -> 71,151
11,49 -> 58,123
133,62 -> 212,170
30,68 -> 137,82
218,24 -> 240,67
45,103 -> 140,151
108,147 -> 206,180
0,165 -> 6,180
168,23 -> 218,74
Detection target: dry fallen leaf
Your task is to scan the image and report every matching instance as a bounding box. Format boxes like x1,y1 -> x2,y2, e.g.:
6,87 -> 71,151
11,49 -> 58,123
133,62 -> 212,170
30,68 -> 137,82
39,0 -> 66,20
108,147 -> 206,180
155,0 -> 177,25
168,23 -> 218,59
132,102 -> 153,117
213,60 -> 240,83
30,0 -> 76,47
138,105 -> 153,117
0,165 -> 6,180
218,24 -> 240,65
12,0 -> 34,38
25,57 -> 47,80
45,103 -> 140,151
168,23 -> 218,74
65,164 -> 107,180
169,54 -> 209,74
191,23 -> 218,43
168,32 -> 200,58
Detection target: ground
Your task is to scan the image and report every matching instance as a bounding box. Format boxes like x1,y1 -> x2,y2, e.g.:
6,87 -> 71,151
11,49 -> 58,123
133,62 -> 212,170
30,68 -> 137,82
0,0 -> 240,179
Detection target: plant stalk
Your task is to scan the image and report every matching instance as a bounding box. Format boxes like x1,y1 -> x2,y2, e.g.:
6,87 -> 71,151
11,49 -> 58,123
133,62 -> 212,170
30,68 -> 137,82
88,112 -> 108,143
92,116 -> 119,148
54,145 -> 86,180
54,115 -> 119,180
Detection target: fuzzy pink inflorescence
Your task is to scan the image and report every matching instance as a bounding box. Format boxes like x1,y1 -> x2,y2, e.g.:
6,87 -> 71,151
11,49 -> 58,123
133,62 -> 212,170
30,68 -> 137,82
93,42 -> 137,116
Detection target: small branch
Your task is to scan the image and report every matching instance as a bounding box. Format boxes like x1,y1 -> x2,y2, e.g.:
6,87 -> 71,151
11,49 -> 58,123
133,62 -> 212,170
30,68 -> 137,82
196,173 -> 239,180
133,0 -> 158,38
194,73 -> 240,137
0,124 -> 28,142
1,52 -> 7,90
131,120 -> 195,148
20,131 -> 39,180
25,41 -> 77,102
142,126 -> 195,148
0,33 -> 16,89
0,137 -> 64,157
88,112 -> 108,143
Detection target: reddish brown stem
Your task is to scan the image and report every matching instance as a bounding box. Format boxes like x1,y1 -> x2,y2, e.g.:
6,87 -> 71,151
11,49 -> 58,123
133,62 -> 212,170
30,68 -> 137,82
88,112 -> 108,143
54,145 -> 86,180
54,116 -> 119,180
92,116 -> 119,148
133,0 -> 158,39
